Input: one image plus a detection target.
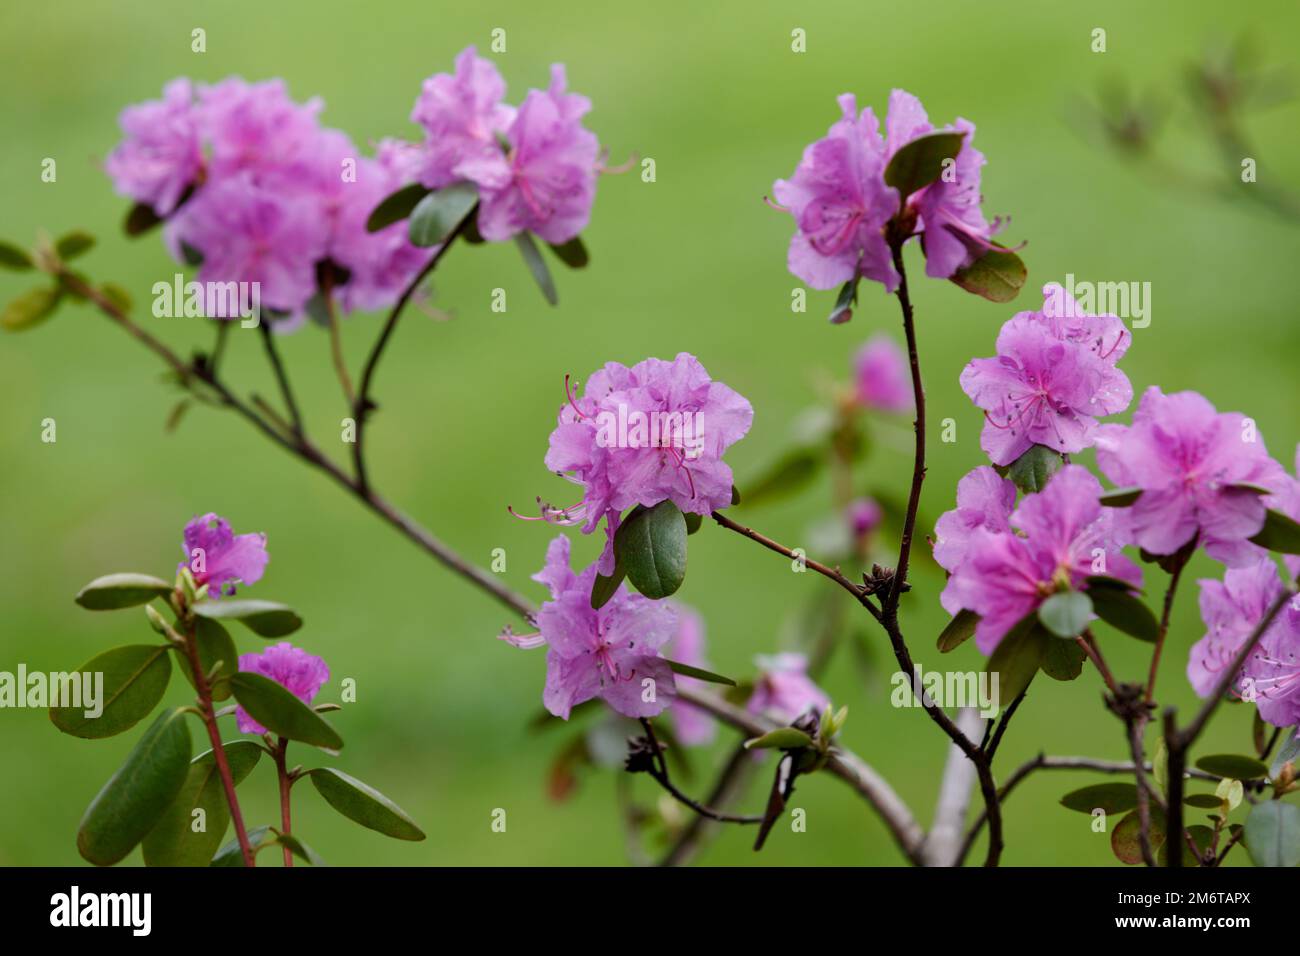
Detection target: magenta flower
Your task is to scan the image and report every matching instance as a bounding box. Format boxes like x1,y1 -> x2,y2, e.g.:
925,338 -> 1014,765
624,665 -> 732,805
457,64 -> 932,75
1095,387 -> 1286,566
847,497 -> 884,539
933,466 -> 1018,614
773,89 -> 1005,293
502,536 -> 677,720
181,513 -> 269,599
945,465 -> 1141,653
663,604 -> 716,746
409,46 -> 516,191
747,653 -> 830,723
960,289 -> 1133,466
1264,444 -> 1300,581
537,352 -> 753,575
104,79 -> 202,216
235,642 -> 330,735
473,65 -> 601,244
854,334 -> 912,412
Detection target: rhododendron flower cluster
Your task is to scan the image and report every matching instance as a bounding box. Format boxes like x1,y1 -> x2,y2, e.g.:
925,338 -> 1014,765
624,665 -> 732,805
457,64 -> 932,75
235,642 -> 331,736
180,512 -> 269,598
960,284 -> 1133,466
773,89 -> 1004,293
1096,386 -> 1285,566
539,352 -> 753,574
503,536 -> 677,719
941,465 -> 1141,653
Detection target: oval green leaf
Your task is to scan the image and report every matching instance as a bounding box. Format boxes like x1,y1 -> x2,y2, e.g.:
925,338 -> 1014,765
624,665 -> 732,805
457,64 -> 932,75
178,618 -> 238,702
547,236 -> 589,269
1195,753 -> 1268,781
1000,444 -> 1063,496
0,240 -> 33,271
744,727 -> 814,751
1244,801 -> 1300,867
74,572 -> 172,611
211,824 -> 272,867
1269,725 -> 1300,778
1088,586 -> 1159,642
1038,591 -> 1093,639
1059,782 -> 1139,814
883,131 -> 965,201
1110,805 -> 1166,865
408,182 -> 478,247
937,608 -> 979,653
366,182 -> 431,232
56,231 -> 96,260
1183,793 -> 1224,809
50,644 -> 172,739
192,599 -> 302,637
229,671 -> 342,749
950,246 -> 1027,303
1249,508 -> 1300,555
615,500 -> 688,600
77,708 -> 192,866
142,740 -> 262,867
309,768 -> 425,841
985,616 -> 1046,707
2,286 -> 60,332
1041,634 -> 1086,681
515,231 -> 558,306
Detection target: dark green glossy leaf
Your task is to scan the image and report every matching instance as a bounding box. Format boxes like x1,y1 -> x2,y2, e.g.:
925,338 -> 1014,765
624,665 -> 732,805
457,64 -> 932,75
1059,782 -> 1139,814
615,500 -> 688,600
229,671 -> 342,749
1089,586 -> 1159,642
1184,793 -> 1224,809
192,599 -> 302,637
178,618 -> 238,702
308,768 -> 425,841
985,616 -> 1045,706
684,512 -> 704,535
590,565 -> 625,610
74,572 -> 172,610
1000,444 -> 1063,496
515,231 -> 558,305
55,231 -> 96,260
141,740 -> 261,867
124,201 -> 164,236
1038,591 -> 1093,639
547,236 -> 589,268
937,608 -> 979,653
1249,508 -> 1300,555
950,245 -> 1027,303
0,241 -> 34,270
274,831 -> 326,865
210,824 -> 272,866
666,659 -> 736,686
1041,634 -> 1086,681
1195,753 -> 1268,780
408,182 -> 477,247
1100,486 -> 1144,507
50,644 -> 172,739
2,286 -> 60,331
1244,801 -> 1300,867
77,708 -> 192,865
744,727 -> 814,751
828,278 -> 858,324
366,182 -> 431,232
883,131 -> 965,201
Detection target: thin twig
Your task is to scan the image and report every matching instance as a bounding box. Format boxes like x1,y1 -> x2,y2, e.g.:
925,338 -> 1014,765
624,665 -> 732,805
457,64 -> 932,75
637,719 -> 761,824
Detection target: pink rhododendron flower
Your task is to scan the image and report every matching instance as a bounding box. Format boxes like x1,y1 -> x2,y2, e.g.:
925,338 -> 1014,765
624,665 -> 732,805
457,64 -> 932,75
538,352 -> 753,575
503,536 -> 677,720
960,288 -> 1133,466
1264,443 -> 1300,581
664,604 -> 716,746
235,642 -> 330,735
773,89 -> 1004,293
747,653 -> 830,723
181,512 -> 269,599
104,78 -> 202,216
197,78 -> 325,188
945,465 -> 1141,653
847,496 -> 884,538
933,466 -> 1018,614
1095,387 -> 1285,566
409,46 -> 516,190
854,334 -> 912,412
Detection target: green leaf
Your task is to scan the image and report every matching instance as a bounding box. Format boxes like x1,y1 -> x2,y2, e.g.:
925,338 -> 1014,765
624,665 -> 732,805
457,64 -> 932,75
937,609 -> 979,653
179,241 -> 204,267
1089,586 -> 1159,642
178,618 -> 238,702
1099,486 -> 1143,507
614,500 -> 688,600
55,231 -> 96,260
408,182 -> 478,247
590,565 -> 625,610
1041,634 -> 1087,681
1000,444 -> 1063,495
124,201 -> 165,236
366,183 -> 431,232
101,282 -> 133,314
985,616 -> 1046,706
1195,754 -> 1268,780
211,824 -> 272,866
1183,793 -> 1224,809
741,448 -> 821,507
883,131 -> 965,201
1059,782 -> 1139,814
666,659 -> 736,686
50,644 -> 172,739
1110,805 -> 1166,865
515,232 -> 558,305
74,572 -> 172,610
0,240 -> 34,270
950,245 -> 1027,303
229,671 -> 343,750
1249,508 -> 1300,555
744,727 -> 814,751
192,599 -> 302,637
684,512 -> 704,535
141,740 -> 261,867
77,708 -> 192,866
547,236 -> 589,268
828,278 -> 858,324
1038,591 -> 1093,639
308,768 -> 425,841
1,286 -> 60,332
273,831 -> 326,865
1269,726 -> 1300,778
1243,801 -> 1300,867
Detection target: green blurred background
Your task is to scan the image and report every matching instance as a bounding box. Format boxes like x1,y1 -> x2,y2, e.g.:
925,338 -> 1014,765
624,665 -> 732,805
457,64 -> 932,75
2,0 -> 1298,866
